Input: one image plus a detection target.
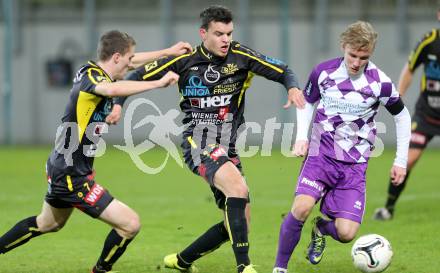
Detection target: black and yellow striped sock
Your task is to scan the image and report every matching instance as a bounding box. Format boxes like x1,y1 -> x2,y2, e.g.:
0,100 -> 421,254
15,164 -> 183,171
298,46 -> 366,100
95,229 -> 133,271
178,221 -> 229,267
0,216 -> 42,254
225,197 -> 250,273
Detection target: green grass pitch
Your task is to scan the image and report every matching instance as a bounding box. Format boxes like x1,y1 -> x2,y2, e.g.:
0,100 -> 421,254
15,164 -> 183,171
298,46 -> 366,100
0,146 -> 439,273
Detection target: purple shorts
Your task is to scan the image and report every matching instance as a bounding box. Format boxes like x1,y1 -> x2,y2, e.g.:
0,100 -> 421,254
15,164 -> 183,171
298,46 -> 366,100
296,154 -> 368,223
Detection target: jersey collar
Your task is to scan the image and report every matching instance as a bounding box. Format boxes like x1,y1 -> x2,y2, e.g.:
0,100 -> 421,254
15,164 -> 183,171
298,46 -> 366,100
88,61 -> 114,82
199,43 -> 226,63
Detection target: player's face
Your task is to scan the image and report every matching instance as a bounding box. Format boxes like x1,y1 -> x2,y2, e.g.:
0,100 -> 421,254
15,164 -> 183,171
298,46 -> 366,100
200,21 -> 233,57
343,44 -> 372,76
114,45 -> 135,80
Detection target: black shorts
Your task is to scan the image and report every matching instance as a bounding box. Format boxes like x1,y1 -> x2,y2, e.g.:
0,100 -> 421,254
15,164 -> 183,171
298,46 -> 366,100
181,137 -> 248,209
45,163 -> 113,218
409,112 -> 440,149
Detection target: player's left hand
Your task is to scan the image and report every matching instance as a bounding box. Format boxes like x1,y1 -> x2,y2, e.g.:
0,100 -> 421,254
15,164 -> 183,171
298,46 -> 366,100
390,165 -> 407,185
158,71 -> 180,87
106,104 -> 122,125
284,87 -> 305,109
292,139 -> 309,157
167,41 -> 193,56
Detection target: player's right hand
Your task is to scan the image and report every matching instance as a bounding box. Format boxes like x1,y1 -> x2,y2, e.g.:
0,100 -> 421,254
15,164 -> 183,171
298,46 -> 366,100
284,87 -> 306,109
390,165 -> 407,185
167,41 -> 193,56
159,71 -> 179,87
292,139 -> 309,157
105,104 -> 122,125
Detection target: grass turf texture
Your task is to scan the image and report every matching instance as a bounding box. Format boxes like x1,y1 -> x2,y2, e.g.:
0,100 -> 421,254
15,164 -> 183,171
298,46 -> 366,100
0,146 -> 438,273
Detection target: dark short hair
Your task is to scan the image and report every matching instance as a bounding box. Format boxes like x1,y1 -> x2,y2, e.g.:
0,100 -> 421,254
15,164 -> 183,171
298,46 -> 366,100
200,5 -> 233,30
97,30 -> 136,61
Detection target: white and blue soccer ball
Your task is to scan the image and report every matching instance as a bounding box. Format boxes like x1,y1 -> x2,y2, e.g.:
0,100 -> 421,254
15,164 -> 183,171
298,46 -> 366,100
351,234 -> 393,273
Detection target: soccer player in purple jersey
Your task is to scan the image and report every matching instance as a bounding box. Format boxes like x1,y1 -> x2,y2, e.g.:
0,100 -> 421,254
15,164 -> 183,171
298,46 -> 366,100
272,21 -> 412,273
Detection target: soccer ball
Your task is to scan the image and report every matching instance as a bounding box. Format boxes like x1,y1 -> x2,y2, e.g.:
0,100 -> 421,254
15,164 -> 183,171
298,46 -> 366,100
351,234 -> 393,273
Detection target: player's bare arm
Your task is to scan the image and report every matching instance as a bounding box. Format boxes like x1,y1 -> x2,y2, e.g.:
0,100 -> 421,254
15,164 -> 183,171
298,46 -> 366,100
95,71 -> 179,97
131,42 -> 192,68
397,63 -> 414,97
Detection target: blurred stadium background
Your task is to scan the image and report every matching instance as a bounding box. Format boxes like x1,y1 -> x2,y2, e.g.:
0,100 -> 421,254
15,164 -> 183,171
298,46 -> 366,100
1,1 -> 440,273
1,0 -> 440,147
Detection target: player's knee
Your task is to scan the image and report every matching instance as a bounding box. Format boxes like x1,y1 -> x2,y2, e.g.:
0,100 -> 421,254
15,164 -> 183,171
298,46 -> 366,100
36,214 -> 67,233
123,213 -> 141,239
291,195 -> 315,221
228,181 -> 248,198
38,220 -> 66,233
236,183 -> 249,198
291,199 -> 314,221
291,206 -> 312,221
337,226 -> 357,243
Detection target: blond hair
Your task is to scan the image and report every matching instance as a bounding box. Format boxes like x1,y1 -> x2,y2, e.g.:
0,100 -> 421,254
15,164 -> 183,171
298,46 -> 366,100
340,21 -> 378,51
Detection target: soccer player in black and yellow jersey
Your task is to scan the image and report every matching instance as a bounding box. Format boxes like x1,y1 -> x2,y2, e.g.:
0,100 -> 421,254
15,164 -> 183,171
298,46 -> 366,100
373,9 -> 440,220
113,5 -> 302,273
0,30 -> 189,273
